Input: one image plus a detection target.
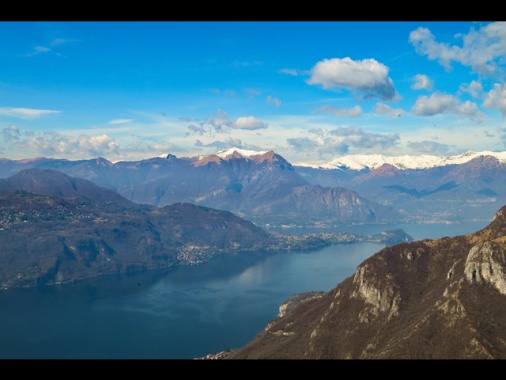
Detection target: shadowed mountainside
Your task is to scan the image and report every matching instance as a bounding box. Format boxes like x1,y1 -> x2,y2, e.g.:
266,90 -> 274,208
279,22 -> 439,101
0,169 -> 412,289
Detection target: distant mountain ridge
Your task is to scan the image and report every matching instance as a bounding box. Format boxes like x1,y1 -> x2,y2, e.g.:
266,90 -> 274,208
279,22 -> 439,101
0,148 -> 392,227
0,168 -> 139,209
296,153 -> 506,224
2,147 -> 506,225
295,150 -> 506,171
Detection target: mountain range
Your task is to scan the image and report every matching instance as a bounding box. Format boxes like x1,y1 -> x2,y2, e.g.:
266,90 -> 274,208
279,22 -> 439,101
2,148 -> 506,226
296,153 -> 506,224
2,151 -> 505,358
222,204 -> 506,359
0,168 -> 412,289
298,150 -> 506,171
0,149 -> 395,227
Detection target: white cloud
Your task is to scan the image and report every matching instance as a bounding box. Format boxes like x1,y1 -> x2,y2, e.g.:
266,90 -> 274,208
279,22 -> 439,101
1,125 -> 21,142
483,83 -> 506,116
26,37 -> 75,58
409,22 -> 506,77
306,57 -> 398,101
208,88 -> 236,97
19,132 -> 119,157
34,46 -> 51,53
313,105 -> 362,117
374,102 -> 407,118
279,68 -> 304,76
266,95 -> 282,107
109,118 -> 134,125
120,140 -> 185,158
329,126 -> 400,149
185,110 -> 268,136
246,88 -> 261,98
412,92 -> 485,122
412,74 -> 433,90
233,116 -> 268,130
459,80 -> 483,98
0,107 -> 62,119
194,138 -> 265,152
407,140 -> 459,155
286,126 -> 400,160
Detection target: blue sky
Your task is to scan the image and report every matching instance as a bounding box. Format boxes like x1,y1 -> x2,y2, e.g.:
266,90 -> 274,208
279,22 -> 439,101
1,21 -> 506,164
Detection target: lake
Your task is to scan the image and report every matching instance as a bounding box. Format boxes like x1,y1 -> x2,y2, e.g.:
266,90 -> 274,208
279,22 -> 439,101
0,220 -> 489,359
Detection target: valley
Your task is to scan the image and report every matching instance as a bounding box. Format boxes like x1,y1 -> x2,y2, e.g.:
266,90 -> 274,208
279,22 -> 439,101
1,148 -> 505,359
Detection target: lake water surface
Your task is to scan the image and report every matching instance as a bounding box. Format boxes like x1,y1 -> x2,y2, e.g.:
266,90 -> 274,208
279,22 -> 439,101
0,220 -> 489,359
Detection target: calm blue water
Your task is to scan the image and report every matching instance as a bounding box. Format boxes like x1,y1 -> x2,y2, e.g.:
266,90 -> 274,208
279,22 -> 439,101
0,221 -> 489,359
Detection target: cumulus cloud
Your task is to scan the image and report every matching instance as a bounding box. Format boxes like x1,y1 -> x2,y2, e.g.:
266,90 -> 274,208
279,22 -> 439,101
407,140 -> 459,155
185,110 -> 268,136
412,74 -> 433,90
412,92 -> 485,122
459,80 -> 483,98
1,125 -> 21,142
306,57 -> 398,101
266,95 -> 282,107
233,116 -> 268,130
286,126 -> 400,160
409,22 -> 506,77
313,105 -> 362,117
121,140 -> 185,156
0,125 -> 188,161
329,126 -> 400,149
287,136 -> 348,155
483,83 -> 506,116
374,103 -> 407,118
19,132 -> 119,157
0,107 -> 61,119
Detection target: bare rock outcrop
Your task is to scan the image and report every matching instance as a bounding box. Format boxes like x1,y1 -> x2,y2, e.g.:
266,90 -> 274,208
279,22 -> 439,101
465,242 -> 506,295
226,205 -> 506,359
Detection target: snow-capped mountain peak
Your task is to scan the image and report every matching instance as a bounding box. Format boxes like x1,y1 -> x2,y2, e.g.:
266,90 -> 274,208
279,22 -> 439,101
296,151 -> 506,171
214,147 -> 269,159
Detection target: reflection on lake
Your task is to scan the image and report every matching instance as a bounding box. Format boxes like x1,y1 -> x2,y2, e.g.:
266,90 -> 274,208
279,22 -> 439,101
0,220 -> 489,359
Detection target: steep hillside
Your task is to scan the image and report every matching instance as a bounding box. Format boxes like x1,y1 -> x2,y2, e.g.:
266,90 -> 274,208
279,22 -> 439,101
0,168 -> 140,209
0,191 -> 274,289
225,205 -> 506,359
0,169 -> 412,290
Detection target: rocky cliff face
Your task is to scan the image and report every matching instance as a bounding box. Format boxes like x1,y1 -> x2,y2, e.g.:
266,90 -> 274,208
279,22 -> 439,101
226,205 -> 506,359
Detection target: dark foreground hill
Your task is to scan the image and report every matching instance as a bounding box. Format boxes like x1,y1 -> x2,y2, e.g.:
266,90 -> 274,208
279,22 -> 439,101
0,190 -> 275,289
223,205 -> 506,359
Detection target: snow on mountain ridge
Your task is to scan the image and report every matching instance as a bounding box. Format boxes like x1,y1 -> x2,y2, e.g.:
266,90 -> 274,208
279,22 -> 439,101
214,147 -> 269,159
295,151 -> 506,171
